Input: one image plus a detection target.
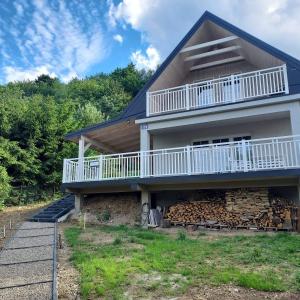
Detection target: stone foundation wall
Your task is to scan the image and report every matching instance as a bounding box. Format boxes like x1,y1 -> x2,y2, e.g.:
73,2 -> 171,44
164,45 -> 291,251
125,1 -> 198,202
82,192 -> 140,225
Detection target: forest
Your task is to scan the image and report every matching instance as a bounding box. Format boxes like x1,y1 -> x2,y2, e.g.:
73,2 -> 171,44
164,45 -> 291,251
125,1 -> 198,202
0,64 -> 152,207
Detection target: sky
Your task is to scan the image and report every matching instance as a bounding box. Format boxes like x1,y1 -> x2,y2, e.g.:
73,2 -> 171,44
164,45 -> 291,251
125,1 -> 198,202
0,0 -> 299,84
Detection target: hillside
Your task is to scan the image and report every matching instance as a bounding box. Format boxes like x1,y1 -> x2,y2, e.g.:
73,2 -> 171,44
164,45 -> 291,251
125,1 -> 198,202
0,64 -> 152,207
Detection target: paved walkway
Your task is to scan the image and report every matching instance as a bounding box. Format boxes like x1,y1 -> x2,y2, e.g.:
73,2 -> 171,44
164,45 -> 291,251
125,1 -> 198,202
0,222 -> 57,300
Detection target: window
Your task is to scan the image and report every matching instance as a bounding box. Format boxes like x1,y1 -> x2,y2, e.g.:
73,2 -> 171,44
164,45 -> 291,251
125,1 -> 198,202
212,138 -> 229,144
193,136 -> 251,146
233,136 -> 251,142
193,140 -> 209,146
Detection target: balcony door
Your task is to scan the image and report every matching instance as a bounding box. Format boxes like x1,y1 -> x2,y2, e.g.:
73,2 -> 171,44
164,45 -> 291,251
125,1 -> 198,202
192,136 -> 251,174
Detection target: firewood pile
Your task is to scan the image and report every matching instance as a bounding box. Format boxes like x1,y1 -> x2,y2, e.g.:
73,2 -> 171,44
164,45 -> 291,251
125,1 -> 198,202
165,189 -> 296,230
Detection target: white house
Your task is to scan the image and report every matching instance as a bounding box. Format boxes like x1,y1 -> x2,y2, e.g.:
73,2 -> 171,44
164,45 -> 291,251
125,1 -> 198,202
62,12 -> 300,228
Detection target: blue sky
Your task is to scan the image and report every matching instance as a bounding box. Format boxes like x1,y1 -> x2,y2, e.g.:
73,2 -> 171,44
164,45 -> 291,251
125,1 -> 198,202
0,0 -> 299,83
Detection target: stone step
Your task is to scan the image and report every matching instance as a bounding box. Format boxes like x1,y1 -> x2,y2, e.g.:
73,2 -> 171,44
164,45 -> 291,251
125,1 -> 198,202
0,260 -> 52,288
0,282 -> 52,300
0,245 -> 53,264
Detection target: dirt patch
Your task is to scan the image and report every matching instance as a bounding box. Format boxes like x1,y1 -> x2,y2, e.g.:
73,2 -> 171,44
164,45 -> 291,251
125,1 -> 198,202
80,192 -> 140,226
176,285 -> 300,300
57,224 -> 80,300
79,230 -> 115,245
125,272 -> 188,299
154,226 -> 282,240
0,202 -> 49,249
125,271 -> 299,300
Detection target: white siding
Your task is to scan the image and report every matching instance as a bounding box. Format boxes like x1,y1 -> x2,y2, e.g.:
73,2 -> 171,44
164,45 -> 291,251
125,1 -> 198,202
153,118 -> 291,149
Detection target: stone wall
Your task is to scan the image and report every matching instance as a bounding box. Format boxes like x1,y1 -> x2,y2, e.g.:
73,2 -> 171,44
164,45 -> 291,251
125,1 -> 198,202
82,192 -> 140,225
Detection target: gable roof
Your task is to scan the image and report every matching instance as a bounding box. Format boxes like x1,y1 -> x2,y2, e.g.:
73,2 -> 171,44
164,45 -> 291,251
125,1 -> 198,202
66,10 -> 300,140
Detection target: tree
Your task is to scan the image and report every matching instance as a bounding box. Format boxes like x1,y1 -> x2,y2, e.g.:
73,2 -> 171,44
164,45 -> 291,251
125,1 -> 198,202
0,64 -> 154,205
0,166 -> 11,209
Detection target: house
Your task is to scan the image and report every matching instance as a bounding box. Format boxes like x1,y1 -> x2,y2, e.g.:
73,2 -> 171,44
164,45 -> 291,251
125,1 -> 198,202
62,11 -> 300,229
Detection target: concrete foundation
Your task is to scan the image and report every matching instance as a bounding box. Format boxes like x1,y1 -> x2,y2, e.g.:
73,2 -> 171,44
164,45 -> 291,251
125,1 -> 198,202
75,194 -> 83,215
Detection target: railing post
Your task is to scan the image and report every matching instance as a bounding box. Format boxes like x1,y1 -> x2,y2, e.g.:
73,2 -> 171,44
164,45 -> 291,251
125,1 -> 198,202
146,91 -> 150,117
241,139 -> 248,172
186,145 -> 191,175
98,155 -> 103,180
231,74 -> 236,101
140,151 -> 145,178
185,84 -> 190,110
283,64 -> 289,94
77,157 -> 84,182
62,159 -> 67,183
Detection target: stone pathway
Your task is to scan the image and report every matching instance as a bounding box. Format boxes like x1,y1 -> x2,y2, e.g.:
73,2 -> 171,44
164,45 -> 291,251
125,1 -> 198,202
0,222 -> 57,300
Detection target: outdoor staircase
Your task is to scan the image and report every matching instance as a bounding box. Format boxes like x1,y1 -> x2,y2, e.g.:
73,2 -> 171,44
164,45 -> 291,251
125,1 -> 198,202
29,194 -> 75,223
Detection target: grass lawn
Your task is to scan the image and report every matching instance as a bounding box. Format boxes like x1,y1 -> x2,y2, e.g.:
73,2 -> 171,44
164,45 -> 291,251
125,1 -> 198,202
65,225 -> 300,299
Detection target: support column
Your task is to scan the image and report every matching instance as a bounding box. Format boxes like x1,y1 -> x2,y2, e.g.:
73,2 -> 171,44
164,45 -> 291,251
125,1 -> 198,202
141,190 -> 150,228
75,194 -> 83,215
140,125 -> 151,178
290,102 -> 300,136
78,135 -> 85,158
78,136 -> 85,181
296,178 -> 300,206
297,180 -> 300,232
140,125 -> 150,151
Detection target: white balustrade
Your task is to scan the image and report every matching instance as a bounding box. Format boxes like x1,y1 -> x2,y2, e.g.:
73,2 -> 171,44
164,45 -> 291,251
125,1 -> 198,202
147,65 -> 289,116
63,135 -> 300,183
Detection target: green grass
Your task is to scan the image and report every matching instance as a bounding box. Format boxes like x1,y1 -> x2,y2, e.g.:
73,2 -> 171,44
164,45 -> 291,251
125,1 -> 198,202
65,226 -> 300,299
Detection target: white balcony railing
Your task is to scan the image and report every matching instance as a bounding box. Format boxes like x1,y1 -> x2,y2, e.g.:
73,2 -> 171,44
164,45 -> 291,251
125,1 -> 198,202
63,135 -> 300,183
146,65 -> 289,116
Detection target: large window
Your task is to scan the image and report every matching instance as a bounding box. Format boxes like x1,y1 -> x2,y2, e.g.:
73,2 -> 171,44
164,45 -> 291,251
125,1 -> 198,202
192,136 -> 251,146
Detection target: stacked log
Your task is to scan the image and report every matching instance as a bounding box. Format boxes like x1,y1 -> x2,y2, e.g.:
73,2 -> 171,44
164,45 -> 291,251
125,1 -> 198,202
165,188 -> 295,229
166,201 -> 246,227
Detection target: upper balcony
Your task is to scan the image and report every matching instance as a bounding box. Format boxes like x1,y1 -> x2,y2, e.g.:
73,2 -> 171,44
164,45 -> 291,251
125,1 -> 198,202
146,65 -> 289,117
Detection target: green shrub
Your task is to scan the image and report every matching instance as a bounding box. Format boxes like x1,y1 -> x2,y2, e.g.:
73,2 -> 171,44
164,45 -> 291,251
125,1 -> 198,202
295,271 -> 300,291
101,209 -> 111,222
177,230 -> 187,241
113,237 -> 122,245
0,166 -> 11,209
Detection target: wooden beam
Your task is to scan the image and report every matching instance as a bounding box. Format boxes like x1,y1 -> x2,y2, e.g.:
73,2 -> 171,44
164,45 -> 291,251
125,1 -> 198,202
180,36 -> 238,53
99,131 -> 139,144
190,56 -> 244,71
184,45 -> 241,62
84,142 -> 92,152
89,123 -> 139,140
83,136 -> 117,154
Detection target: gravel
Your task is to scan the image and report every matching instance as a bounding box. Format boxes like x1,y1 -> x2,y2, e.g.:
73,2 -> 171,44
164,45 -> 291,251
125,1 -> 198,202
6,234 -> 53,249
0,222 -> 56,299
18,221 -> 54,230
0,245 -> 53,264
0,282 -> 52,300
14,227 -> 54,237
0,260 -> 52,288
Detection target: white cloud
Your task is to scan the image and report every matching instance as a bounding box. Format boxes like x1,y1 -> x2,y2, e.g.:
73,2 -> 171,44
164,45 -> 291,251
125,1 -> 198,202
108,0 -> 156,29
2,0 -> 107,83
131,45 -> 160,71
60,70 -> 78,83
3,65 -> 57,82
14,3 -> 24,16
108,0 -> 300,60
113,34 -> 124,43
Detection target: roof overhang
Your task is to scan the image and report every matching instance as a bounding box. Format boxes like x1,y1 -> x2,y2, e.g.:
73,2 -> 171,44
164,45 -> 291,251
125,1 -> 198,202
65,118 -> 140,153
